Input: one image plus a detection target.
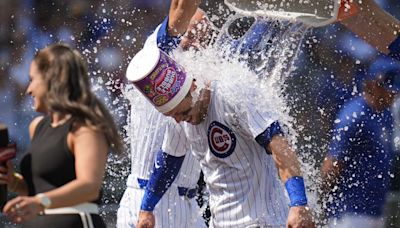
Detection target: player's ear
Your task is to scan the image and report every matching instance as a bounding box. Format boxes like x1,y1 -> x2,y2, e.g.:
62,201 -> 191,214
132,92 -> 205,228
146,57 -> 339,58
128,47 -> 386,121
190,79 -> 197,92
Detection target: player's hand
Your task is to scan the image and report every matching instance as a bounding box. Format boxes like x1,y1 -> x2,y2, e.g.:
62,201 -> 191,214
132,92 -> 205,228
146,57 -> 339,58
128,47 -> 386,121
286,206 -> 315,228
137,210 -> 155,228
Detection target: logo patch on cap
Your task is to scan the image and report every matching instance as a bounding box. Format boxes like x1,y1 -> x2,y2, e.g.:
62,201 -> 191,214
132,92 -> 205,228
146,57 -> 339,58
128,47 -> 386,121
208,121 -> 236,158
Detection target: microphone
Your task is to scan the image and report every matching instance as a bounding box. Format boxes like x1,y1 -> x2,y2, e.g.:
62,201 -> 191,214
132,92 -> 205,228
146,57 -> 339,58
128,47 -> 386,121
0,123 -> 16,210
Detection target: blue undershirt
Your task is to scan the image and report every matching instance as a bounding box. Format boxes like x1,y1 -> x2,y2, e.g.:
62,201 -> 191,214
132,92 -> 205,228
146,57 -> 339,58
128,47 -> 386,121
327,96 -> 395,218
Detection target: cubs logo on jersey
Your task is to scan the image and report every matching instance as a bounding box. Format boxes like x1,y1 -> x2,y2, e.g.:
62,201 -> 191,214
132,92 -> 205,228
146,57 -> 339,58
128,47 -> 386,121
208,121 -> 236,158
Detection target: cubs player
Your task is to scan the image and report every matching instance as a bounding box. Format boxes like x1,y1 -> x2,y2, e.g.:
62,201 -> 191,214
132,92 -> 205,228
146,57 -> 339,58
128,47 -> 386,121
117,1 -> 208,227
128,41 -> 315,228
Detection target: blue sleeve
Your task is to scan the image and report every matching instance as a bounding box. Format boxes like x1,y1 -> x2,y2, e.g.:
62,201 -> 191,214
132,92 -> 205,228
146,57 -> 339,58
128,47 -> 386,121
328,112 -> 355,161
239,20 -> 276,55
156,16 -> 182,54
140,149 -> 185,211
389,36 -> 400,61
255,121 -> 284,154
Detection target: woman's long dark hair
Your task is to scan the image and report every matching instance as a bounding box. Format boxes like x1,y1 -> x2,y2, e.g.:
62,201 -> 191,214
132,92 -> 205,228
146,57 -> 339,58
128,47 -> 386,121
34,43 -> 123,153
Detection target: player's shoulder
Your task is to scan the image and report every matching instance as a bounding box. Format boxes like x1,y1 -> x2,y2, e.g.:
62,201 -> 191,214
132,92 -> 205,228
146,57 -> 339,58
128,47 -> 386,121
335,96 -> 367,126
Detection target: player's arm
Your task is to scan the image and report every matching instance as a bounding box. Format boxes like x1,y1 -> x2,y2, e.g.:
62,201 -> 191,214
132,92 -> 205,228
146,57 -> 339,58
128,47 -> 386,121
139,150 -> 185,213
137,153 -> 185,228
320,156 -> 343,201
137,123 -> 189,228
137,150 -> 186,228
268,135 -> 315,228
252,119 -> 313,227
319,108 -> 353,216
168,0 -> 201,36
268,135 -> 302,183
337,0 -> 400,54
156,0 -> 201,53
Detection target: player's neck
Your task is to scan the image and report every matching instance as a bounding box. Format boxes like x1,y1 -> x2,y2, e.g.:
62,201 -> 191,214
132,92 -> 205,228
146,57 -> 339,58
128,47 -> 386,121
191,88 -> 211,125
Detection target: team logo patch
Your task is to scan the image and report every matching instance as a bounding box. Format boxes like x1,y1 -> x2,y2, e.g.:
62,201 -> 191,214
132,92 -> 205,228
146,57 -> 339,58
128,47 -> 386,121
155,67 -> 177,95
208,121 -> 236,158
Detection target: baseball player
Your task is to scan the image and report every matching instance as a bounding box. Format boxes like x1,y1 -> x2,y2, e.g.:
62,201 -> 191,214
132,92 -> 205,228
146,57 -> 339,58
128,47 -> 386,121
321,56 -> 400,227
117,1 -> 208,227
128,36 -> 315,228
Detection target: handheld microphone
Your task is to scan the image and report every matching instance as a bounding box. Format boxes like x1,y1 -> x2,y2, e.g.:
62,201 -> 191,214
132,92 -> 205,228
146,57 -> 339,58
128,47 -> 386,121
0,123 -> 16,210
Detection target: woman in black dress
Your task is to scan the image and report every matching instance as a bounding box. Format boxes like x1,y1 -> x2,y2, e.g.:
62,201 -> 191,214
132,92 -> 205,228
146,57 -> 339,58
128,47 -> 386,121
0,43 -> 123,228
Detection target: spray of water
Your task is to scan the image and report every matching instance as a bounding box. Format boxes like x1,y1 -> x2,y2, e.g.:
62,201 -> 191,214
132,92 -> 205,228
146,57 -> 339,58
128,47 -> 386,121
99,4 -> 326,227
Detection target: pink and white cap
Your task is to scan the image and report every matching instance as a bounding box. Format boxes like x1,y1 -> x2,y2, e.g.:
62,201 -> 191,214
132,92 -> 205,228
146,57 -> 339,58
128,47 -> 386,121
126,46 -> 193,113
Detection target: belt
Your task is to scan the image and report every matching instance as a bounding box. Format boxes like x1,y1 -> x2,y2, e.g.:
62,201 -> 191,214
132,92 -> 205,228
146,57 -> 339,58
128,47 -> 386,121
43,203 -> 98,228
177,186 -> 197,199
137,178 -> 197,199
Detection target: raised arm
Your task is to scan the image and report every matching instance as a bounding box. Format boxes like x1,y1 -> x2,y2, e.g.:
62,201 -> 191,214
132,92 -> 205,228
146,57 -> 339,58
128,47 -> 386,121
338,0 -> 400,54
168,0 -> 202,36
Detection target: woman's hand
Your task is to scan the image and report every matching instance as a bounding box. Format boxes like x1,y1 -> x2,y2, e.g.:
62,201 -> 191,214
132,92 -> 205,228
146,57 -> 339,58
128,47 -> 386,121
0,161 -> 16,190
3,196 -> 44,223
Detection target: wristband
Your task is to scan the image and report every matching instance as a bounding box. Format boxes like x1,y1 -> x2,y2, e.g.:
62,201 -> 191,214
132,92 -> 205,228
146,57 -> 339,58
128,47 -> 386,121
285,176 -> 308,207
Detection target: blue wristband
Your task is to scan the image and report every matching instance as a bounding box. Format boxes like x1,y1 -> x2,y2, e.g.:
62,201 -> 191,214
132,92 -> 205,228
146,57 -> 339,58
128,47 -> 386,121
285,176 -> 308,207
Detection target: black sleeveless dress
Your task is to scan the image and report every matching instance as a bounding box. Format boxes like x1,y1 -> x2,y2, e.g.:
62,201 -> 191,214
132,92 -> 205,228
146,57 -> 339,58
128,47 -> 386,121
20,116 -> 106,228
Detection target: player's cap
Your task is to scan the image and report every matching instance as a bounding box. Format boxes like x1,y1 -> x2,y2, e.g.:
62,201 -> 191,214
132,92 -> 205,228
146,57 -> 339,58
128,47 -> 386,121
126,46 -> 193,113
366,55 -> 400,93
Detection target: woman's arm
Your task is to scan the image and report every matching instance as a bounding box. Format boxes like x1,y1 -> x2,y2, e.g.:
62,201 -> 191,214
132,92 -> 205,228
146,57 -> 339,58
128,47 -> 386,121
44,126 -> 108,208
0,116 -> 44,196
3,125 -> 108,223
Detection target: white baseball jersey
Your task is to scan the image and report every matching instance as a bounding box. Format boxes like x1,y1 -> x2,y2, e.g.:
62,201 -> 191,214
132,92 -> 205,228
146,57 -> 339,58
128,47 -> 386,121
117,18 -> 204,228
163,82 -> 289,227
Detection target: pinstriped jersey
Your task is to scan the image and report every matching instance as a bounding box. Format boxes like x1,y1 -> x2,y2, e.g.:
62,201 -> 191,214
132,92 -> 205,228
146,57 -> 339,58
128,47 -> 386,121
163,82 -> 289,227
129,88 -> 201,189
129,18 -> 201,189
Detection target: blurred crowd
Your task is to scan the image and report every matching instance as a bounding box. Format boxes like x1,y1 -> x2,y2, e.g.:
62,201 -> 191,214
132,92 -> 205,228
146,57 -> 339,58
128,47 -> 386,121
0,0 -> 170,151
1,0 -> 400,227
